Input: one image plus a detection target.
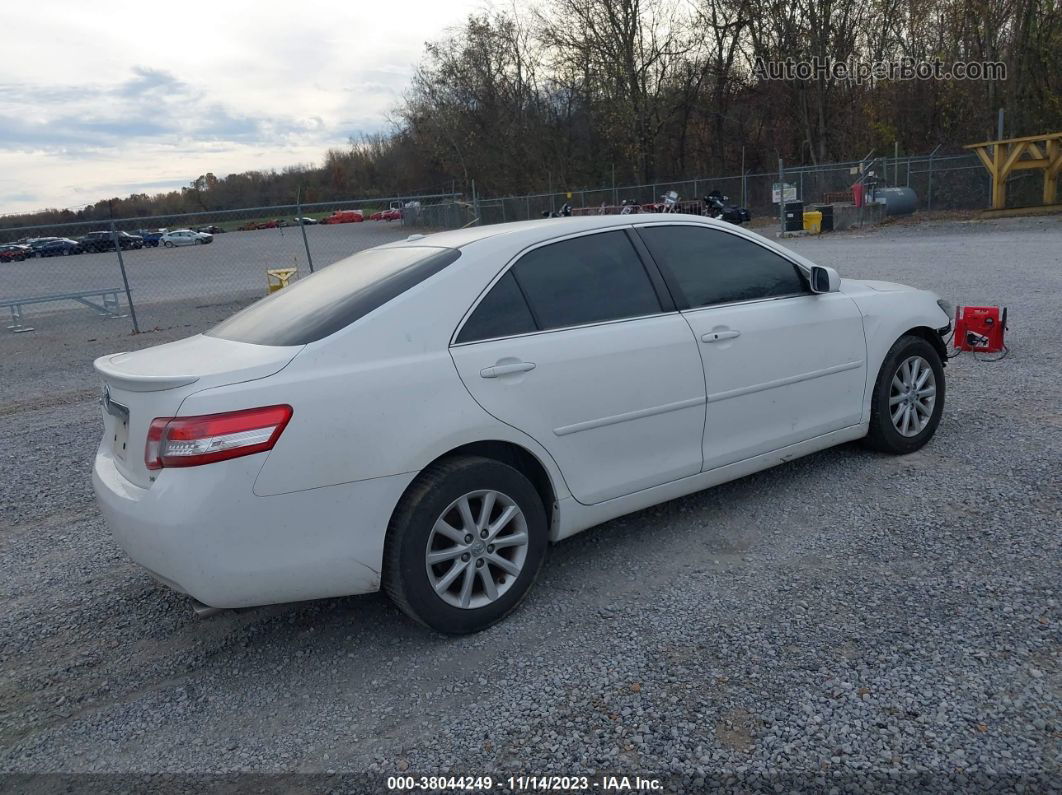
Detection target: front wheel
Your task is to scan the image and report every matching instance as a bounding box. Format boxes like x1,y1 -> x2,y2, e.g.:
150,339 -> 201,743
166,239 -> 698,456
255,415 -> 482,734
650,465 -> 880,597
864,334 -> 945,454
164,241 -> 174,248
383,456 -> 548,634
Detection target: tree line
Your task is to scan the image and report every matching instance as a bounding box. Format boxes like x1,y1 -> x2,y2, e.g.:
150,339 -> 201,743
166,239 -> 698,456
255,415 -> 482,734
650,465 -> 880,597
7,0 -> 1060,228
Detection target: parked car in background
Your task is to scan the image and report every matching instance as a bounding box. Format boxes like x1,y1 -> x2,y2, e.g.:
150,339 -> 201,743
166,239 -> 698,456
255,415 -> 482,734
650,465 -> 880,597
197,225 -> 226,235
0,243 -> 31,262
136,230 -> 165,248
370,209 -> 402,221
321,209 -> 364,224
161,229 -> 213,247
90,215 -> 951,634
34,238 -> 83,257
26,237 -> 60,254
78,231 -> 144,253
294,216 -> 318,225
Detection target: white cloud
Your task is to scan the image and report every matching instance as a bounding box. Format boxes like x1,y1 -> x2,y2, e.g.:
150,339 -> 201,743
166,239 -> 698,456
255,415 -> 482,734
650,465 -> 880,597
0,0 -> 485,214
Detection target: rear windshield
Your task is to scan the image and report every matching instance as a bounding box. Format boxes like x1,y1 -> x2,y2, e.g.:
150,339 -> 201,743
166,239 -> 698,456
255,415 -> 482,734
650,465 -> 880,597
207,245 -> 460,346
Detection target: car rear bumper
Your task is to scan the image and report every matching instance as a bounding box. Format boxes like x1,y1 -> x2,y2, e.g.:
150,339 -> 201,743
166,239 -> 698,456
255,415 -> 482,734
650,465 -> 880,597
92,445 -> 416,608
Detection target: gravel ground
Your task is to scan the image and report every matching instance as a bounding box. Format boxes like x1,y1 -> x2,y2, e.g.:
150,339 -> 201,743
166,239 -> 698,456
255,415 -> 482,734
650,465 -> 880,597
0,216 -> 1059,792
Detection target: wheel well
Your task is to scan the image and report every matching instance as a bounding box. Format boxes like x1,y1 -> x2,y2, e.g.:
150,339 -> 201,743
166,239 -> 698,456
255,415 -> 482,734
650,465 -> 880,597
903,325 -> 948,365
422,441 -> 557,529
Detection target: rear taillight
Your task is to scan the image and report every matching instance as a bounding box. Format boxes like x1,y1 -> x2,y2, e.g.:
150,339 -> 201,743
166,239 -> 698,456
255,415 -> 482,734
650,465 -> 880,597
145,405 -> 293,470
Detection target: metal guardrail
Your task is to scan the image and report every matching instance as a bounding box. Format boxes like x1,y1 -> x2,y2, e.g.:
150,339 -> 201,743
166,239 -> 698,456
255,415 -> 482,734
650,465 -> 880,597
1,287 -> 125,333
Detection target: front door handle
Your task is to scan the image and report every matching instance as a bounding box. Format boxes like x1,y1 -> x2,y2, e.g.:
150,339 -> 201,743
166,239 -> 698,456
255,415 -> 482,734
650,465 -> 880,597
701,330 -> 741,343
480,361 -> 536,378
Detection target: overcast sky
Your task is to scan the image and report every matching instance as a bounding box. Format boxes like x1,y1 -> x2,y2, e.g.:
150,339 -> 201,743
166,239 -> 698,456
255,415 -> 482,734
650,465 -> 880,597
0,0 -> 484,215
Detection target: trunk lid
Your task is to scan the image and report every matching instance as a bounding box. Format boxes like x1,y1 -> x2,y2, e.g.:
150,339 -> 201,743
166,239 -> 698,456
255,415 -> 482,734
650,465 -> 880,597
94,335 -> 301,487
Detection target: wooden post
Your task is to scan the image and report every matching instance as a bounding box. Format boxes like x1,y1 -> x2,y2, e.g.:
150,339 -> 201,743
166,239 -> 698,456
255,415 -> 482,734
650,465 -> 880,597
1045,139 -> 1060,205
991,141 -> 1006,209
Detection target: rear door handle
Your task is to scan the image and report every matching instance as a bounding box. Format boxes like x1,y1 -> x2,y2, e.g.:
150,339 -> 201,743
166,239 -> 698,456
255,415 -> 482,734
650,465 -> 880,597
480,361 -> 536,378
701,330 -> 741,343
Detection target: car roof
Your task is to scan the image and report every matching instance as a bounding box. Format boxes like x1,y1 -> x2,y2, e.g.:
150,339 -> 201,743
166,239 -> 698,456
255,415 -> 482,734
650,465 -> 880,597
378,213 -> 818,274
379,213 -> 749,250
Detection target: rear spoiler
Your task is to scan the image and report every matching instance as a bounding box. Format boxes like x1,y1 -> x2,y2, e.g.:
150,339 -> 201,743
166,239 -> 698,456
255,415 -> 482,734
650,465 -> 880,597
93,354 -> 200,393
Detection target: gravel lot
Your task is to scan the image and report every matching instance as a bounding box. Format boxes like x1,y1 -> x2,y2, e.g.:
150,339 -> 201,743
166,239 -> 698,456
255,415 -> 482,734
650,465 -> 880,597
1,216 -> 1059,792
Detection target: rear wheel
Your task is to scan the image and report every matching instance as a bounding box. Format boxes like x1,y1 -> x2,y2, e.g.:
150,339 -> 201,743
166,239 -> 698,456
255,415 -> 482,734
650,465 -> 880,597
383,456 -> 548,634
864,335 -> 945,454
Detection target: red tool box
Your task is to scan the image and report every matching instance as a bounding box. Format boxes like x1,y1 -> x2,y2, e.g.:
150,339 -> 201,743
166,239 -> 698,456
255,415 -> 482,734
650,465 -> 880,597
954,306 -> 1007,353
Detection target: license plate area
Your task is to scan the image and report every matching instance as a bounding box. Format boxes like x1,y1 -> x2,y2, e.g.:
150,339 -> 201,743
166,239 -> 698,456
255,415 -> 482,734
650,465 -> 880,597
103,390 -> 130,461
112,415 -> 130,460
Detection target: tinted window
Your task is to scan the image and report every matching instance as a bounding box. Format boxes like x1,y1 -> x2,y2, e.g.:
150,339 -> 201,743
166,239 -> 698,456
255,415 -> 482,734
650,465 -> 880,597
639,225 -> 806,308
208,246 -> 460,346
511,231 -> 660,331
457,271 -> 537,343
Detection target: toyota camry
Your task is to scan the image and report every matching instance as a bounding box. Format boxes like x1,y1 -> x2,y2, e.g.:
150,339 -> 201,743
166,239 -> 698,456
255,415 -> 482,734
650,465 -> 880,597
93,215 -> 951,633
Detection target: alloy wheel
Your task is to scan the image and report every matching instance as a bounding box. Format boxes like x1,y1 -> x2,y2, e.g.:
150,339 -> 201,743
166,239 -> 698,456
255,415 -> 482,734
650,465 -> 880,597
890,355 -> 936,437
425,490 -> 529,609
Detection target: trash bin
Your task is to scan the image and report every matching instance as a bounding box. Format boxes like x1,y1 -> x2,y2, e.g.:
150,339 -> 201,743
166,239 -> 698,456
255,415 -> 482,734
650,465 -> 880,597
803,210 -> 823,235
783,201 -> 804,232
812,204 -> 834,232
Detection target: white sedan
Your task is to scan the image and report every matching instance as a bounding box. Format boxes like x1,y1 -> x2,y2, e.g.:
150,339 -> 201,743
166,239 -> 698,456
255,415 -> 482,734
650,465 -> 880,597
161,229 -> 213,247
92,216 -> 951,633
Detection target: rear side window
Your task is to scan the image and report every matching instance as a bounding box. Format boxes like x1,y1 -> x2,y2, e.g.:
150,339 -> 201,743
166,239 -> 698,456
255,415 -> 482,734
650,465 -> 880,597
457,271 -> 537,343
639,225 -> 806,308
208,246 -> 460,346
511,231 -> 660,331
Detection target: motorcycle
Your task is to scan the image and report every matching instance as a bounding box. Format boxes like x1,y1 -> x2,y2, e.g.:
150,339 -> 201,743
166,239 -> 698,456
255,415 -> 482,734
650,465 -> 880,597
704,190 -> 751,225
541,202 -> 573,218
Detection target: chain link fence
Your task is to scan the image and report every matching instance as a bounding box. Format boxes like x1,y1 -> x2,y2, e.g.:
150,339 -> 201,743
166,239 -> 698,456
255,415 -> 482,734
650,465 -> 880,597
0,193 -> 459,344
0,149 -> 1043,346
468,152 -> 1002,228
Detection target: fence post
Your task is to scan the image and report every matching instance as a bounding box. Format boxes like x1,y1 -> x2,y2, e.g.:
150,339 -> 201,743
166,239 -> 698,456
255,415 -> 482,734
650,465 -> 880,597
296,187 -> 315,273
927,145 -> 941,211
777,158 -> 785,236
472,180 -> 480,225
109,221 -> 140,334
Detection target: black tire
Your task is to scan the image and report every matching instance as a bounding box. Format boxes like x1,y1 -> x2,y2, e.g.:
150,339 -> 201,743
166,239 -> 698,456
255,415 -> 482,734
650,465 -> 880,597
864,334 -> 945,454
383,456 -> 548,634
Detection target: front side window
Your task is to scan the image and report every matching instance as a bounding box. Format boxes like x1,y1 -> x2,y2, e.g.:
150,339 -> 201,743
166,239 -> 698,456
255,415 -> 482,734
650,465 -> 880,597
639,225 -> 806,308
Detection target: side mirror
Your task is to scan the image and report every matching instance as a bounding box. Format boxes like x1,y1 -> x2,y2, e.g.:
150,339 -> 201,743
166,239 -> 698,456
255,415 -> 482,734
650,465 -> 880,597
810,265 -> 840,294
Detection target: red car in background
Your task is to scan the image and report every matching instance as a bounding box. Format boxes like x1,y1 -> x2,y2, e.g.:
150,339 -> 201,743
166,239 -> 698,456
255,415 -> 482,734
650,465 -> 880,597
0,244 -> 32,262
321,209 -> 364,224
369,209 -> 402,221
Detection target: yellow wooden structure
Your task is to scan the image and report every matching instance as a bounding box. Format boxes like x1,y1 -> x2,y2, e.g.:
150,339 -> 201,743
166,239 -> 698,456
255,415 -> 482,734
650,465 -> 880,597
266,267 -> 298,293
964,132 -> 1062,210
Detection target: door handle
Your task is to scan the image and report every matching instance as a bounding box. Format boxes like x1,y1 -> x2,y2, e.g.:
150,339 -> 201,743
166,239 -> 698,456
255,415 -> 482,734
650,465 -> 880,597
480,361 -> 536,378
701,330 -> 741,343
